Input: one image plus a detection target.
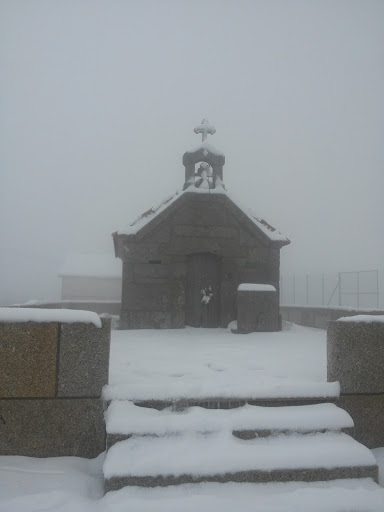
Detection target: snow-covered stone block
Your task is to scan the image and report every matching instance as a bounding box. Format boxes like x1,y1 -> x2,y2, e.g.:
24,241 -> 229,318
0,309 -> 111,458
328,318 -> 384,393
327,317 -> 384,448
236,283 -> 279,333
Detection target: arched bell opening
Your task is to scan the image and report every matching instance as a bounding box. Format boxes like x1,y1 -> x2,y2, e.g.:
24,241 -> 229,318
192,161 -> 214,189
183,152 -> 225,191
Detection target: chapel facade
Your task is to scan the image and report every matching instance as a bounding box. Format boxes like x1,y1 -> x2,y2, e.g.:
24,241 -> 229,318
113,120 -> 290,330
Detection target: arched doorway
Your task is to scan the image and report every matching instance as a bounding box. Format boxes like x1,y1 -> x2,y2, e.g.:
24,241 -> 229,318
185,253 -> 221,327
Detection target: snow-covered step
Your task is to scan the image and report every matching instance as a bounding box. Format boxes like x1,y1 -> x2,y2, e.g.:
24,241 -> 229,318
105,401 -> 354,447
103,479 -> 384,511
102,380 -> 340,403
103,431 -> 378,491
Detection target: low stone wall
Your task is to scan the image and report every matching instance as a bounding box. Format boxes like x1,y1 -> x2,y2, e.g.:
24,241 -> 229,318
327,318 -> 384,448
281,305 -> 384,329
0,312 -> 111,458
14,300 -> 121,316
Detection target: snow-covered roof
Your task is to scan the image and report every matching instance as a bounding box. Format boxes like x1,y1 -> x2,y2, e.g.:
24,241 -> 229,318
118,192 -> 183,236
117,188 -> 289,245
0,308 -> 102,327
59,253 -> 122,278
185,141 -> 225,158
242,207 -> 289,243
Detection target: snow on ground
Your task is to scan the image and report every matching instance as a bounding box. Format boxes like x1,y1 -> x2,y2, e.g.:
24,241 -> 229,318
104,322 -> 339,401
1,454 -> 384,512
0,454 -> 104,512
2,323 -> 384,511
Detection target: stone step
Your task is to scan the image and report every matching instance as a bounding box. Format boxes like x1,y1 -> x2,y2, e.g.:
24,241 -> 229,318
102,379 -> 341,405
105,401 -> 354,447
103,431 -> 378,492
103,479 -> 384,510
126,395 -> 339,410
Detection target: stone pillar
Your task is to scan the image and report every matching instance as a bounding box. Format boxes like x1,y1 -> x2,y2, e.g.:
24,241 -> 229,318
327,318 -> 384,448
0,315 -> 111,458
236,284 -> 279,333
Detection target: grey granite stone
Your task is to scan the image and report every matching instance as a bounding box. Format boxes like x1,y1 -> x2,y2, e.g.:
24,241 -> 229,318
232,426 -> 354,439
327,320 -> 384,393
58,317 -> 111,397
132,396 -> 336,411
116,192 -> 286,330
122,282 -> 184,311
119,311 -> 184,330
104,465 -> 378,492
0,322 -> 58,398
107,433 -> 132,450
0,398 -> 105,458
338,394 -> 384,449
237,289 -> 279,333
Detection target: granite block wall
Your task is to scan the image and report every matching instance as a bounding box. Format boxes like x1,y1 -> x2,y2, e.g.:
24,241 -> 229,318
0,316 -> 111,458
327,319 -> 384,448
280,306 -> 384,329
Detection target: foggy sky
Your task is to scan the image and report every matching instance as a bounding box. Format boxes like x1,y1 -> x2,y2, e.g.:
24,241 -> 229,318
1,0 -> 383,305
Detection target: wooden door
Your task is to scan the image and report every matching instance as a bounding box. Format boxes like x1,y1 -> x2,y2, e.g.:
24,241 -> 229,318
185,253 -> 221,327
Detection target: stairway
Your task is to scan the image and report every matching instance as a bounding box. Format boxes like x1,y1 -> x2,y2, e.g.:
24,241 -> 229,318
103,399 -> 378,493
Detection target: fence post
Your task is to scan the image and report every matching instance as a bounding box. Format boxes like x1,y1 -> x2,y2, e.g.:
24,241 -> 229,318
376,270 -> 379,308
293,274 -> 296,304
338,272 -> 342,306
322,274 -> 325,305
357,272 -> 360,308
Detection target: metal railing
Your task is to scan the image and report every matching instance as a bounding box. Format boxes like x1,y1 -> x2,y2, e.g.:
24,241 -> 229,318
280,269 -> 380,309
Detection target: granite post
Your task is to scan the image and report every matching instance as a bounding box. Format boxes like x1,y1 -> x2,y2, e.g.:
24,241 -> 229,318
327,318 -> 384,448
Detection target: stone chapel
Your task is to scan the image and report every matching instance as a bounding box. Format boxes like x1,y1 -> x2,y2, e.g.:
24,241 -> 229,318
113,120 -> 290,330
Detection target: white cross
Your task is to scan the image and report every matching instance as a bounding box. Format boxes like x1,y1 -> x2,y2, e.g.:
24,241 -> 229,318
194,118 -> 216,142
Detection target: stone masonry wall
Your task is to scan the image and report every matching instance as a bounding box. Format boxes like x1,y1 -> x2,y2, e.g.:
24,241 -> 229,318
327,319 -> 384,448
0,317 -> 111,458
118,194 -> 281,329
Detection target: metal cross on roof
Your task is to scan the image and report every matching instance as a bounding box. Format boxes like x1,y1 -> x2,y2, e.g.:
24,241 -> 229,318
194,118 -> 216,142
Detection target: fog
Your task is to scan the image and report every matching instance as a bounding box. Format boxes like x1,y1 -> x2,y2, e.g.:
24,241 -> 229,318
1,0 -> 383,306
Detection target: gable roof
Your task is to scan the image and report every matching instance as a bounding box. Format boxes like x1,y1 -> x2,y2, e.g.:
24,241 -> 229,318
115,187 -> 290,247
